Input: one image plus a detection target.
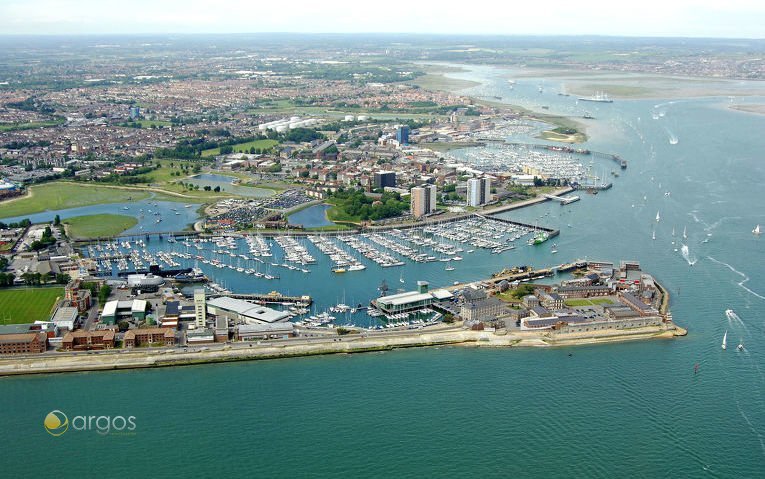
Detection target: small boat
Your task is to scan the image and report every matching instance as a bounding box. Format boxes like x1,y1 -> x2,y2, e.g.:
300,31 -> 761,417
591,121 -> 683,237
722,330 -> 727,350
652,229 -> 656,241
399,273 -> 404,284
754,224 -> 761,236
737,341 -> 744,351
725,309 -> 737,322
551,243 -> 558,254
445,265 -> 455,271
332,268 -> 346,273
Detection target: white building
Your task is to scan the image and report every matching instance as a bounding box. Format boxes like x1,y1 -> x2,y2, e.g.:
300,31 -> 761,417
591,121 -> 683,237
206,297 -> 291,324
467,177 -> 491,207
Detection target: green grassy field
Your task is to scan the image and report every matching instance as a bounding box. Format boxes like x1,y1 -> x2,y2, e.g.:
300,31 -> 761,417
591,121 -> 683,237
0,287 -> 64,324
134,120 -> 172,128
64,214 -> 138,239
0,182 -> 152,218
565,298 -> 615,307
201,139 -> 279,157
0,119 -> 64,132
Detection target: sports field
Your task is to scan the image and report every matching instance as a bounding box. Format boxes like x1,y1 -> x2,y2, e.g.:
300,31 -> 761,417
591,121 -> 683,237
0,287 -> 64,324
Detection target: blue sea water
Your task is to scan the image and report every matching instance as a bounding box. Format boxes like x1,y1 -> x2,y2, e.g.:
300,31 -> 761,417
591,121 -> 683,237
2,65 -> 765,477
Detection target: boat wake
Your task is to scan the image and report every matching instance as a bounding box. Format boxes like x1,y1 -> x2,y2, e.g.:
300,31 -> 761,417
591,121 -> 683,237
725,309 -> 752,336
664,127 -> 678,145
680,244 -> 697,266
735,399 -> 765,458
708,256 -> 765,301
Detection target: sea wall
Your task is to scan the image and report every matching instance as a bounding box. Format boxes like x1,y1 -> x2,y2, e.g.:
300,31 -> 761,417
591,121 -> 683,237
0,324 -> 684,377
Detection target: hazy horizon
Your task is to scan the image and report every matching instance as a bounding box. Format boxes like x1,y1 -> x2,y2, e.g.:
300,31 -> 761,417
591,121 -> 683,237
1,0 -> 764,39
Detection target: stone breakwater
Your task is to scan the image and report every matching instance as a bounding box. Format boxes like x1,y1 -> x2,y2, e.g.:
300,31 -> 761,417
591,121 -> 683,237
0,324 -> 685,377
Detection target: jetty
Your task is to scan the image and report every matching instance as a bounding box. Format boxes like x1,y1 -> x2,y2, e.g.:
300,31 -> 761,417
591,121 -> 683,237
542,193 -> 580,205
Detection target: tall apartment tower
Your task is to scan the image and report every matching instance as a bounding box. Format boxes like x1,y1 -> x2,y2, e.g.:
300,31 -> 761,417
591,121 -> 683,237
194,289 -> 207,328
467,177 -> 491,207
411,184 -> 437,218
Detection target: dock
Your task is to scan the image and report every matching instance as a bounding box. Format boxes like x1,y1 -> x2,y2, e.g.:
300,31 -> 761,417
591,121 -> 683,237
542,193 -> 580,205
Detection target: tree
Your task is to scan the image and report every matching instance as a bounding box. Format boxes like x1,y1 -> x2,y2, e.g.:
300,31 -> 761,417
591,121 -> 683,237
53,215 -> 61,226
98,284 -> 112,304
213,186 -> 221,192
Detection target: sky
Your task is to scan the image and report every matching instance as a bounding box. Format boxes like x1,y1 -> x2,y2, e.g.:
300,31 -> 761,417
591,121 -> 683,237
1,0 -> 764,38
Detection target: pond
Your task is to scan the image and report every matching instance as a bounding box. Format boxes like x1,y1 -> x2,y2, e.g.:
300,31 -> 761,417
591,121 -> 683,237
186,173 -> 274,198
287,204 -> 335,228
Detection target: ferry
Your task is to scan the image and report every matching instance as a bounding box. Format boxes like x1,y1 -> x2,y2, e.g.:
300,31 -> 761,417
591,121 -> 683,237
578,92 -> 613,103
528,231 -> 550,246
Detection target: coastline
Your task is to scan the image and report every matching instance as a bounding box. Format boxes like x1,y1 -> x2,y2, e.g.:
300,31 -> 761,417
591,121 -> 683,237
0,323 -> 685,377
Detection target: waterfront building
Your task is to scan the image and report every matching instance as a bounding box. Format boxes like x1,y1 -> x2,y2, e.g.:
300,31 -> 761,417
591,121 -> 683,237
410,184 -> 437,218
123,328 -> 175,348
194,289 -> 207,329
206,296 -> 291,324
467,177 -> 491,207
215,315 -> 228,342
460,297 -> 508,323
396,125 -> 409,145
61,329 -> 115,351
373,171 -> 396,189
186,328 -> 215,345
375,282 -> 453,315
236,323 -> 294,341
0,332 -> 47,355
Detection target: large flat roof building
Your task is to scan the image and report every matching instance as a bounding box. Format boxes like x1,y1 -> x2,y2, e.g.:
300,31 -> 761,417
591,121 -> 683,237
207,297 -> 291,324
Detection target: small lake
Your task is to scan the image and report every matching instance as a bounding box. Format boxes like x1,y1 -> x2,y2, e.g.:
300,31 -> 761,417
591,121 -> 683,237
186,173 -> 274,198
287,204 -> 334,228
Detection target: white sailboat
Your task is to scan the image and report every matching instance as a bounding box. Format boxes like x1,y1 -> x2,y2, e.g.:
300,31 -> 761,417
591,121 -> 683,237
753,224 -> 761,236
682,226 -> 687,240
399,272 -> 405,284
722,330 -> 727,350
652,229 -> 656,241
656,211 -> 661,223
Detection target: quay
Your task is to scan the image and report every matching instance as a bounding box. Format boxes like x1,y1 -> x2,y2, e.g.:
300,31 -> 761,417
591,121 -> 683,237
208,291 -> 312,306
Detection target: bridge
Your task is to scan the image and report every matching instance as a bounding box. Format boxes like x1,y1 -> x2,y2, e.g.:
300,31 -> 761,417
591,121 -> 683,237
542,193 -> 580,205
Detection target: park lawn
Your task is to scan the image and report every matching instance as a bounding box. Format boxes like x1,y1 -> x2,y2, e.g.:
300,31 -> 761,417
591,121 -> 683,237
0,119 -> 64,132
325,204 -> 362,224
142,160 -> 196,184
64,214 -> 138,239
201,139 -> 279,157
0,287 -> 64,324
135,120 -> 172,128
565,298 -> 615,307
0,182 -> 152,218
